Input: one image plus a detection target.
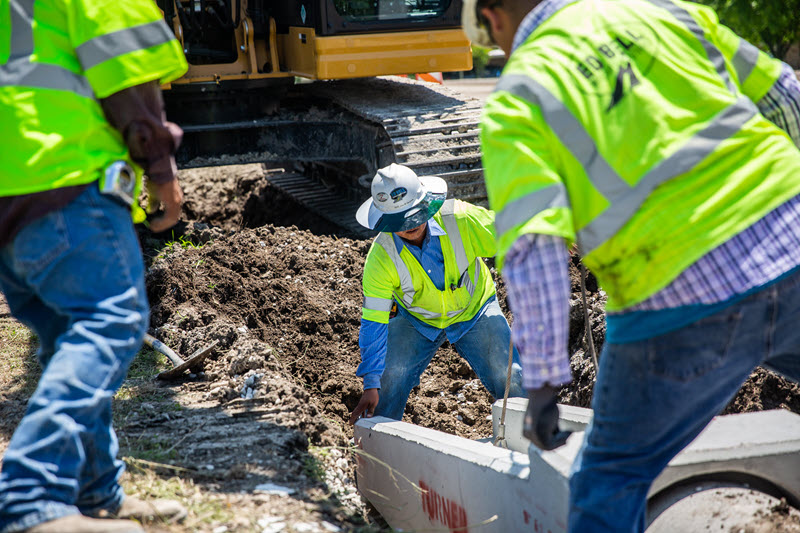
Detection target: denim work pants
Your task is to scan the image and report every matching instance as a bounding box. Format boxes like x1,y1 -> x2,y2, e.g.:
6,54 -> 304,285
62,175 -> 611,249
374,299 -> 524,420
568,269 -> 800,533
0,184 -> 149,533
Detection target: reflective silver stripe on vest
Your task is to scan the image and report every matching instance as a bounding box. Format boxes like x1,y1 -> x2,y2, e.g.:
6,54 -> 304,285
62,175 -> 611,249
1,0 -> 94,98
362,296 -> 393,312
375,210 -> 473,319
579,96 -> 758,252
732,38 -> 760,85
9,0 -> 33,55
646,0 -> 735,92
438,199 -> 482,299
494,79 -> 757,253
439,200 -> 467,272
76,20 -> 175,70
376,233 -> 414,308
494,183 -> 569,236
460,260 -> 481,296
495,75 -> 629,204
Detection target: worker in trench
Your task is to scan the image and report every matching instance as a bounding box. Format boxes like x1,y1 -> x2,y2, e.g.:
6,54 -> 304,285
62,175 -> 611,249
0,0 -> 189,532
463,0 -> 800,531
348,163 -> 524,424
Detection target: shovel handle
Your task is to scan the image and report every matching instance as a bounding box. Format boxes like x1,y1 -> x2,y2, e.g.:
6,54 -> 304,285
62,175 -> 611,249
143,333 -> 184,367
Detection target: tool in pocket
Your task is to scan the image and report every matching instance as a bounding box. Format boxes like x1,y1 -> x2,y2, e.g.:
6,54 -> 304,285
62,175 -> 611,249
100,160 -> 136,207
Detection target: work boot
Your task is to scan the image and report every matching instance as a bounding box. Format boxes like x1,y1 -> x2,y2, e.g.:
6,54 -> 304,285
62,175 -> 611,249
24,514 -> 144,532
95,496 -> 187,524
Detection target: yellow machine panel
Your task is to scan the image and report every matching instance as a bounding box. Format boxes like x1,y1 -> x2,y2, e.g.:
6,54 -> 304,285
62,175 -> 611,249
282,28 -> 473,80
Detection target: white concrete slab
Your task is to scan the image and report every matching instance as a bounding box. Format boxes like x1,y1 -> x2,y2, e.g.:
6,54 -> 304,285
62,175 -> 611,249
492,399 -> 592,454
650,409 -> 800,503
355,417 -> 572,533
355,408 -> 800,532
493,399 -> 800,503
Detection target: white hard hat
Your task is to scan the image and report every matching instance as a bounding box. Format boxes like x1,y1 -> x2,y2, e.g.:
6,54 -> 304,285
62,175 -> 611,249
462,0 -> 496,48
356,164 -> 447,232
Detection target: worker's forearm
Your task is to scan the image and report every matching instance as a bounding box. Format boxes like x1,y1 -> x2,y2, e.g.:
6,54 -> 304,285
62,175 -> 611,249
100,81 -> 182,183
503,233 -> 572,390
757,63 -> 800,149
357,318 -> 388,389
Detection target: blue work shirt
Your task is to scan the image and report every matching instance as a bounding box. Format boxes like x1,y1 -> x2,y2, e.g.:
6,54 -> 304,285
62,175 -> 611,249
357,219 -> 495,389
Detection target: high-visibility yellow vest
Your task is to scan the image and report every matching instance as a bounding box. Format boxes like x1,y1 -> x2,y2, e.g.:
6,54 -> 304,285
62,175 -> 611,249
481,0 -> 800,311
1,0 -> 187,221
361,199 -> 497,327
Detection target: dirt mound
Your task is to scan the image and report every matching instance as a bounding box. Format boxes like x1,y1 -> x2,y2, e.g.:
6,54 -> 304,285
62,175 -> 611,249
140,163 -> 512,441
149,163 -> 800,435
142,219 -> 501,441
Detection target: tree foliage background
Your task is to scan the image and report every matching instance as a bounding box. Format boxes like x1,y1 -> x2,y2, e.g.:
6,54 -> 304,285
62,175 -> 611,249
695,0 -> 800,61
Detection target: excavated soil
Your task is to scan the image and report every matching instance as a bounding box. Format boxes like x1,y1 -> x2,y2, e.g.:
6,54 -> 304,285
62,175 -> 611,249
3,161 -> 800,532
145,162 -> 800,432
143,164 -> 511,440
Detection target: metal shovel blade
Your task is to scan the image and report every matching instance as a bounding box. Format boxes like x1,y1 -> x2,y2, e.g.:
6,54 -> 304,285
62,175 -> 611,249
143,334 -> 218,381
157,340 -> 218,380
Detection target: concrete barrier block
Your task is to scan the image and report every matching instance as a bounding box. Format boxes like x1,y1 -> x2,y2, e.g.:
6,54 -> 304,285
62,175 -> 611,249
355,409 -> 800,533
355,416 -> 571,532
492,399 -> 592,454
651,409 -> 800,503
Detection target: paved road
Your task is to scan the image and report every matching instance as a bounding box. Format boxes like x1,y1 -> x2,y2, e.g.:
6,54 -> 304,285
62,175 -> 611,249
444,78 -> 499,103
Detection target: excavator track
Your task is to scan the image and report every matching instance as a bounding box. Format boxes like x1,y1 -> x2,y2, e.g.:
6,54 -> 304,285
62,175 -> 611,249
263,77 -> 486,234
306,76 -> 487,204
171,77 -> 487,235
264,169 -> 376,238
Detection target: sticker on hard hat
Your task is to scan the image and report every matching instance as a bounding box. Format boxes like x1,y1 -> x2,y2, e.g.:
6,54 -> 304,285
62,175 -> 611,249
390,187 -> 408,202
376,192 -> 389,202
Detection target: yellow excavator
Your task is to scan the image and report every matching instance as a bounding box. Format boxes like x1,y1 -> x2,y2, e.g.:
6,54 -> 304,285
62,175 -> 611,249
156,0 -> 485,231
159,0 -> 471,84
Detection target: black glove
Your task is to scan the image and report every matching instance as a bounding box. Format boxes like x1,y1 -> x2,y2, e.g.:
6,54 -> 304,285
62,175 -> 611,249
523,384 -> 571,451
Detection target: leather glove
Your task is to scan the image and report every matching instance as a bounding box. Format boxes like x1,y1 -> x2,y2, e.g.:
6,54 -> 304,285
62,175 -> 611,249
523,384 -> 571,451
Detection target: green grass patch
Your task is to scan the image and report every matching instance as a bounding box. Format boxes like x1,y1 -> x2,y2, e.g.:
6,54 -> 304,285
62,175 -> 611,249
120,434 -> 179,464
127,346 -> 171,380
114,346 -> 180,422
154,232 -> 207,261
0,323 -> 40,397
122,460 -> 235,529
114,385 -> 181,425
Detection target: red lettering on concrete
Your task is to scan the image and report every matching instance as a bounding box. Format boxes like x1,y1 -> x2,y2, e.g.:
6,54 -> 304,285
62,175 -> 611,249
419,479 -> 468,533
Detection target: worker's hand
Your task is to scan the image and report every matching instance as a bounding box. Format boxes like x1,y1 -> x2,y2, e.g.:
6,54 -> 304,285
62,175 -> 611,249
147,179 -> 184,233
349,388 -> 379,425
523,384 -> 571,451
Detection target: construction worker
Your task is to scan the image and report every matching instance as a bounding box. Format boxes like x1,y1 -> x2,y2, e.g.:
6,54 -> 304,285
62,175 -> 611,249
348,164 -> 524,424
463,0 -> 800,531
0,1 -> 188,532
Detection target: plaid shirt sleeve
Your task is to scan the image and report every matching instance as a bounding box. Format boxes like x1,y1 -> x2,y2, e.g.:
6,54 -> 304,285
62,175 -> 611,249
503,233 -> 572,389
757,64 -> 800,149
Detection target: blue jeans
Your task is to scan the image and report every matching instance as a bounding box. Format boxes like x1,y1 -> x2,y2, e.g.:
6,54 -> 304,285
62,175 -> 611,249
375,299 -> 524,420
0,184 -> 149,533
568,269 -> 800,533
